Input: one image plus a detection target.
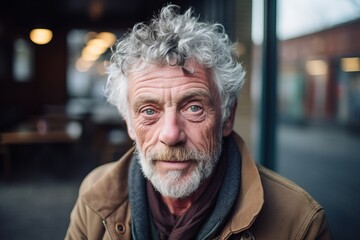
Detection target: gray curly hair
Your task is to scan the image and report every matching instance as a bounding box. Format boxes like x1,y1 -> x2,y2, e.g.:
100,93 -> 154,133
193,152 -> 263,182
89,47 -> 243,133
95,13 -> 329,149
105,4 -> 245,123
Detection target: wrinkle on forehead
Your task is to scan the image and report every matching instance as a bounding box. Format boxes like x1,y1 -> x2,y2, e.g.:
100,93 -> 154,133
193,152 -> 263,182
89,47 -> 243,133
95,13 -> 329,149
127,62 -> 220,113
128,60 -> 208,81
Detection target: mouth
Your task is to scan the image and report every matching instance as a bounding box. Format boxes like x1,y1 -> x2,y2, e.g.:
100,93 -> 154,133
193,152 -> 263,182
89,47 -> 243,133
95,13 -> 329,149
155,160 -> 194,171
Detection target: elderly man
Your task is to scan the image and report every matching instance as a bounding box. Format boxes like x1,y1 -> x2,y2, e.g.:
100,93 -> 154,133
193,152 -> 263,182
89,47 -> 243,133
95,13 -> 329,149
65,4 -> 332,240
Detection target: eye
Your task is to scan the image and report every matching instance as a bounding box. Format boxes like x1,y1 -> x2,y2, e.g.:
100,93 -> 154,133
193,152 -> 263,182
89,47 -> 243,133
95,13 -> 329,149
188,105 -> 202,112
182,103 -> 206,122
142,108 -> 156,115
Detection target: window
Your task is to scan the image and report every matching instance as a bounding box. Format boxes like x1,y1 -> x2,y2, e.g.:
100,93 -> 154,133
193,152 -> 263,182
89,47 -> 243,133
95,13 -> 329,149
12,38 -> 33,82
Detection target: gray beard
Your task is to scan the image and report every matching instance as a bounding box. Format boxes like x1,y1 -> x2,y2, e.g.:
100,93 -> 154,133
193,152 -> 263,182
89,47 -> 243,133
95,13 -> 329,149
136,135 -> 223,199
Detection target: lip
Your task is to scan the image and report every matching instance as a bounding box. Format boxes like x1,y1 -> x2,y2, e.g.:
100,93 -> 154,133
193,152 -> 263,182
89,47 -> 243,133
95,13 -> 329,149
155,160 -> 194,171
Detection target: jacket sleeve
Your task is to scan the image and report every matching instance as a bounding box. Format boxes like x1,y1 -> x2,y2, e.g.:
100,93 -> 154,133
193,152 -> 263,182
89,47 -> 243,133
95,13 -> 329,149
303,209 -> 333,240
64,195 -> 106,240
64,168 -> 106,240
64,197 -> 88,240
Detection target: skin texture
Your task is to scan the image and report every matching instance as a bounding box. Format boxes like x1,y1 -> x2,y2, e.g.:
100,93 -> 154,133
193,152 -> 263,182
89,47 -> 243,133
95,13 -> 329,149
126,62 -> 236,215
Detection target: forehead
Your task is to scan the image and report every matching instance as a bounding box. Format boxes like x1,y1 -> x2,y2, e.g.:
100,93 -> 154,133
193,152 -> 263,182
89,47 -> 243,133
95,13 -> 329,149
127,63 -> 216,94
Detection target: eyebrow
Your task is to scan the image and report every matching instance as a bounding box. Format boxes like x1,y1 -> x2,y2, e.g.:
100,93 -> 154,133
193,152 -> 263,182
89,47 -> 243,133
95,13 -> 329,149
177,90 -> 214,107
131,89 -> 214,112
132,94 -> 161,112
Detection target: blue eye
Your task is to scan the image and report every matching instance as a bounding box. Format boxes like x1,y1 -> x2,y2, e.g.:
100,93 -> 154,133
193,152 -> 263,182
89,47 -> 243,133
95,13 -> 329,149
188,105 -> 201,112
143,108 -> 156,115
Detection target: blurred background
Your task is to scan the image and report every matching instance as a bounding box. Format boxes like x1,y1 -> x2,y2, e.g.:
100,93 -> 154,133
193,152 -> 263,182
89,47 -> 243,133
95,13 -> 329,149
0,0 -> 359,239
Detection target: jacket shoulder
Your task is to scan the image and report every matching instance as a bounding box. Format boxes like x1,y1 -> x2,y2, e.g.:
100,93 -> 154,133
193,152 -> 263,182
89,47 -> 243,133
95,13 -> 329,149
258,164 -> 323,214
79,161 -> 118,194
254,165 -> 331,239
78,146 -> 135,195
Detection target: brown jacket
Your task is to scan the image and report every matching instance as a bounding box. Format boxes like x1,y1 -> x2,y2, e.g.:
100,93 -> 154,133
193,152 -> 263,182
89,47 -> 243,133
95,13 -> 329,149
65,133 -> 332,240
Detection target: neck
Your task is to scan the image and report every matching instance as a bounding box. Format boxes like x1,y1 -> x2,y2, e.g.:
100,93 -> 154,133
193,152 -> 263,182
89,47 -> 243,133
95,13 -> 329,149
161,175 -> 212,216
161,196 -> 192,216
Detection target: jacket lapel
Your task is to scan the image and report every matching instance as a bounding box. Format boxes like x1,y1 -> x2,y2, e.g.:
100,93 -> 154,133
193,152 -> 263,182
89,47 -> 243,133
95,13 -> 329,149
220,132 -> 264,238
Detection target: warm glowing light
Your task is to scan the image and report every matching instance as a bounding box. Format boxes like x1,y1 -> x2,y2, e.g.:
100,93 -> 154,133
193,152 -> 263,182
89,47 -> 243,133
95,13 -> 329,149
29,28 -> 53,45
96,32 -> 117,47
305,60 -> 328,76
83,45 -> 107,56
81,47 -> 100,61
87,38 -> 108,49
76,31 -> 116,73
341,57 -> 360,72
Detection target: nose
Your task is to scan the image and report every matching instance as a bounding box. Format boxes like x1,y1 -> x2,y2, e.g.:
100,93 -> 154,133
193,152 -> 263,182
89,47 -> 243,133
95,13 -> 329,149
158,110 -> 186,146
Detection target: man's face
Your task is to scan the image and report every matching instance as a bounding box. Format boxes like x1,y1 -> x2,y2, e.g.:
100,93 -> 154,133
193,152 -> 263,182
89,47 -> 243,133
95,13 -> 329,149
127,63 -> 224,198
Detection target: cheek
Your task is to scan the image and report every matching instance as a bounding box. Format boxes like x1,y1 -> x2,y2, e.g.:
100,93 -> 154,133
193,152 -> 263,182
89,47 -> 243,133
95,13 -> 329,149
185,117 -> 219,151
204,125 -> 220,151
133,121 -> 158,150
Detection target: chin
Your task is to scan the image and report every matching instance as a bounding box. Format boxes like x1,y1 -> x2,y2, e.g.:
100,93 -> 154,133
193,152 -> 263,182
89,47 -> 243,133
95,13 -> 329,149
149,169 -> 202,198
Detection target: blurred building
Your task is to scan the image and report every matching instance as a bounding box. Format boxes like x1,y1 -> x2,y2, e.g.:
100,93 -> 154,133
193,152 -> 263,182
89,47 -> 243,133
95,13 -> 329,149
279,19 -> 360,131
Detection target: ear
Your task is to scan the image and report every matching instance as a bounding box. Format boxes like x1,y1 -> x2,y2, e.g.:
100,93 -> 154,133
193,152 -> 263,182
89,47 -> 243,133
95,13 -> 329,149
222,100 -> 237,137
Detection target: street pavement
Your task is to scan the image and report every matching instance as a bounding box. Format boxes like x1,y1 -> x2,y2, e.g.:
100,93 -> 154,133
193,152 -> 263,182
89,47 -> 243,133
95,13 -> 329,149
0,180 -> 79,239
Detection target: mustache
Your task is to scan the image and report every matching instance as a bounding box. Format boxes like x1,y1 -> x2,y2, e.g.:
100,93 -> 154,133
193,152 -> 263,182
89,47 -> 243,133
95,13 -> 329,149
145,146 -> 203,162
